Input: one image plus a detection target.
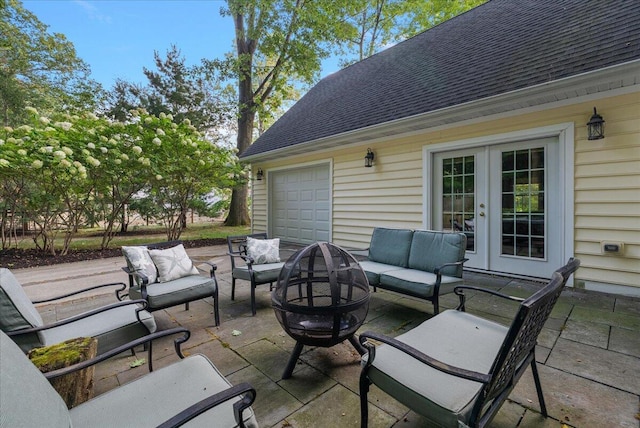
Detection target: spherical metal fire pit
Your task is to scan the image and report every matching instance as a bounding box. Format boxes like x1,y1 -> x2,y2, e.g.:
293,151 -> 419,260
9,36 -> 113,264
272,242 -> 370,379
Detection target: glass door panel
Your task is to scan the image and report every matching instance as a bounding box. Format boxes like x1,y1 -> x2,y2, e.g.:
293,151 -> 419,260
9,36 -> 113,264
441,155 -> 476,252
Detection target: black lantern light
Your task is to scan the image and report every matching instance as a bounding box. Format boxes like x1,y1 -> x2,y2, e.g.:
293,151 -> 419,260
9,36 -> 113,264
364,148 -> 375,167
256,168 -> 264,180
587,107 -> 605,140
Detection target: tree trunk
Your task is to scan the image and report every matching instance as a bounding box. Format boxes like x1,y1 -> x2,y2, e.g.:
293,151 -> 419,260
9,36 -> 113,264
226,15 -> 255,227
29,337 -> 98,408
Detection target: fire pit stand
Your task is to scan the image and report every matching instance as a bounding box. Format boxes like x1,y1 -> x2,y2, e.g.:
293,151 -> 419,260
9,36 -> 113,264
272,242 -> 370,379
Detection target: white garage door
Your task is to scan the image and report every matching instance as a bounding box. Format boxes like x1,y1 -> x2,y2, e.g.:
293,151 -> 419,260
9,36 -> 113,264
269,164 -> 331,244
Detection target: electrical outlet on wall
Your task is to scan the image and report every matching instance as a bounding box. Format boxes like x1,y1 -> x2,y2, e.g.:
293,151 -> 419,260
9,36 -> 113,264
601,242 -> 624,255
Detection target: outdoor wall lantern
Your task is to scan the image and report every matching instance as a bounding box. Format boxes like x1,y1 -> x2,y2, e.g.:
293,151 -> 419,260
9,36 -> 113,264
256,168 -> 264,180
364,148 -> 375,168
587,107 -> 605,140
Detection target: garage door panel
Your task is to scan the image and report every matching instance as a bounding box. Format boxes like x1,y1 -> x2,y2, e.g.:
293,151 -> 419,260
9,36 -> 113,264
270,164 -> 331,244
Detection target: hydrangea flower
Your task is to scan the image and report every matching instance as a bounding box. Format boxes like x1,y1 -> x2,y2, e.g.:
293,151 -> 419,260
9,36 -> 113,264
32,160 -> 43,169
53,150 -> 66,159
25,106 -> 38,114
132,146 -> 142,154
55,122 -> 72,131
155,174 -> 163,180
60,159 -> 71,168
152,137 -> 162,146
87,142 -> 96,149
39,117 -> 51,125
62,147 -> 73,156
0,159 -> 9,167
87,156 -> 100,167
17,149 -> 27,156
156,128 -> 165,136
100,147 -> 108,153
120,154 -> 129,161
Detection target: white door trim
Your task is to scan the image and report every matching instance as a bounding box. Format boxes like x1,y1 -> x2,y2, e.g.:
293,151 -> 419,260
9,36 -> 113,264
423,122 -> 575,282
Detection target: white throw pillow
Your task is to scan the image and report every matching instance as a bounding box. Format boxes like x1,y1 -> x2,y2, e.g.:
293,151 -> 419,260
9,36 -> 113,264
246,237 -> 281,265
148,244 -> 199,283
122,246 -> 158,284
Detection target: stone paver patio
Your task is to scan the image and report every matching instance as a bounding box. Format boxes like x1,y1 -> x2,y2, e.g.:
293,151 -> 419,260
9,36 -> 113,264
16,245 -> 640,427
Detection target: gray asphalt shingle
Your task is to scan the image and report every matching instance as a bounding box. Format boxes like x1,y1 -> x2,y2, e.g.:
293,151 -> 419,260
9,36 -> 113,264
242,0 -> 640,158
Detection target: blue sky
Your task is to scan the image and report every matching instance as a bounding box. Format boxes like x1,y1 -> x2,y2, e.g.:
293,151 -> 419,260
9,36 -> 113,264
23,0 -> 339,89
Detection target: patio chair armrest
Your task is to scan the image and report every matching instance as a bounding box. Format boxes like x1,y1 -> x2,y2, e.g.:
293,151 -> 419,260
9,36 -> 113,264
433,259 -> 468,277
6,299 -> 150,336
454,285 -> 524,311
156,382 -> 257,428
194,260 -> 217,277
43,327 -> 191,379
31,281 -> 128,304
359,331 -> 491,384
122,266 -> 150,286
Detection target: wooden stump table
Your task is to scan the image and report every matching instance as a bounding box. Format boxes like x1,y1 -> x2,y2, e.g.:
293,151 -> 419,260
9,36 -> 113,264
28,337 -> 98,408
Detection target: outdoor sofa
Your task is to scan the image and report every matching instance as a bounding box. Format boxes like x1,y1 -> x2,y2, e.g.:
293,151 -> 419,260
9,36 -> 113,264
356,227 -> 467,314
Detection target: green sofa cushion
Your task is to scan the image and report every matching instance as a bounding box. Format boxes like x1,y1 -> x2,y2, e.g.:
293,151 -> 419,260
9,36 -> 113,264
368,228 -> 414,268
407,230 -> 466,277
358,261 -> 405,286
365,310 -> 507,427
378,268 -> 463,298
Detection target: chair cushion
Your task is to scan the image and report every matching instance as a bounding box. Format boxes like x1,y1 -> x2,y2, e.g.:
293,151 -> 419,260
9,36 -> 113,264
40,304 -> 156,355
129,275 -> 216,309
0,268 -> 44,330
407,230 -> 466,277
233,262 -> 284,284
246,236 -> 281,264
69,354 -> 258,427
378,268 -> 463,298
368,228 -> 414,267
122,246 -> 158,284
0,268 -> 46,350
0,331 -> 71,427
358,261 -> 405,286
365,310 -> 508,426
148,243 -> 199,282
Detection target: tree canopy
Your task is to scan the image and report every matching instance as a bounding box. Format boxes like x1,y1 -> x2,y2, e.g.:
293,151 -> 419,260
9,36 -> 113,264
0,0 -> 102,126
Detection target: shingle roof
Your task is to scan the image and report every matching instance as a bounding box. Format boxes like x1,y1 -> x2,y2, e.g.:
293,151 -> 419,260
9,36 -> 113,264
242,0 -> 640,158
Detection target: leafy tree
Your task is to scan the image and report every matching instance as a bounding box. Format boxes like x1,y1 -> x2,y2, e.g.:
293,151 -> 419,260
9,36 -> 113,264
104,46 -> 235,140
337,0 -> 486,67
221,0 -> 352,226
0,0 -> 102,126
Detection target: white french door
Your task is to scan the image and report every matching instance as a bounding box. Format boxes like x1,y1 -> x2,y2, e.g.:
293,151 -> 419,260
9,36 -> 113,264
432,137 -> 563,278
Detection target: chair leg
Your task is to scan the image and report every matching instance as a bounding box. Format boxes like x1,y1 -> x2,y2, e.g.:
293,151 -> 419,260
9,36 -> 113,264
147,340 -> 154,372
251,284 -> 257,316
433,295 -> 440,315
213,289 -> 220,326
530,357 -> 548,416
360,369 -> 371,428
231,277 -> 236,300
185,302 -> 190,311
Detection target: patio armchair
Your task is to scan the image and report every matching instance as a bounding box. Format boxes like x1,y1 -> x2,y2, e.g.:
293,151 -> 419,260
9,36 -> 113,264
122,240 -> 220,326
0,327 -> 259,427
0,268 -> 156,356
358,258 -> 580,427
227,233 -> 285,315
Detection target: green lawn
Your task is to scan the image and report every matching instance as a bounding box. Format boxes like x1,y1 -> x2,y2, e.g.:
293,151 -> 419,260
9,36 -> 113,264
10,222 -> 251,251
